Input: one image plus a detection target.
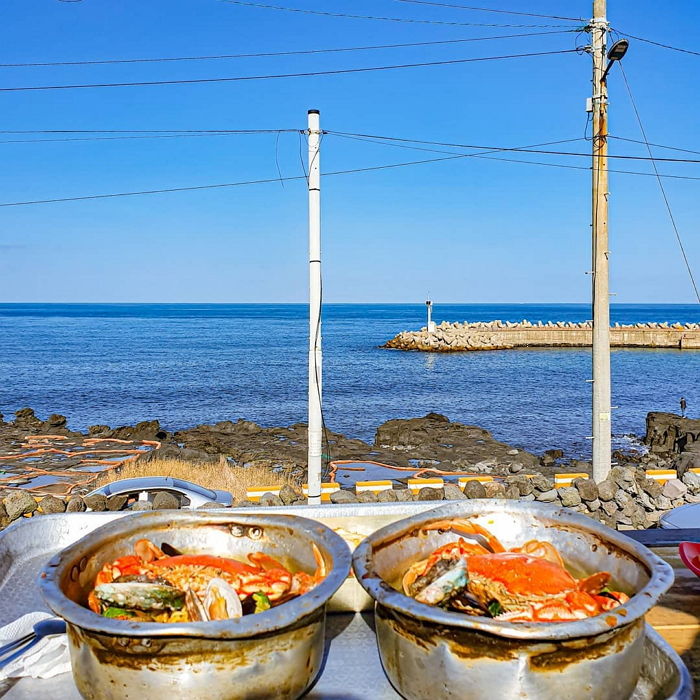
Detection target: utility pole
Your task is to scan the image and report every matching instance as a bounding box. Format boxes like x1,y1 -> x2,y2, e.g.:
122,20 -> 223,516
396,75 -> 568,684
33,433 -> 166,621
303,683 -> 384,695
590,0 -> 611,482
307,109 -> 323,505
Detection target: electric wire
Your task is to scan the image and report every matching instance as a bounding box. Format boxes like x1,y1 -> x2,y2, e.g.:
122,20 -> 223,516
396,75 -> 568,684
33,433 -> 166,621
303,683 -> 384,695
0,132 -> 297,144
618,63 -> 700,303
609,135 -> 700,157
5,141 -> 700,209
389,0 -> 583,22
0,49 -> 579,92
614,31 -> 700,58
220,0 -> 581,28
0,31 -> 577,68
325,130 -> 700,164
327,132 -> 700,179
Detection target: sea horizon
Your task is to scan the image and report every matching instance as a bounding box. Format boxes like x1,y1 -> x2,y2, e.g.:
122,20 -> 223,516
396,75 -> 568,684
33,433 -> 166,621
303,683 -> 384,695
1,302 -> 698,459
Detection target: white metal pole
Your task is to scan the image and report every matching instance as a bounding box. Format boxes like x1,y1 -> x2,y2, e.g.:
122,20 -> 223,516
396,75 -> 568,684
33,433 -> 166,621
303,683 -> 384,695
307,109 -> 323,505
591,0 -> 612,482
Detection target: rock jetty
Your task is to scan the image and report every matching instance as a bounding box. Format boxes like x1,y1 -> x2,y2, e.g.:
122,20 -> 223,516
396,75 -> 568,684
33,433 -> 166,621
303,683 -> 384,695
384,320 -> 700,352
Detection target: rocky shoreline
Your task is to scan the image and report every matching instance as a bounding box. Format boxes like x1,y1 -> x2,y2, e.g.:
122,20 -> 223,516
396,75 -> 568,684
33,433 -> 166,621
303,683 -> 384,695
384,320 -> 700,352
0,408 -> 698,532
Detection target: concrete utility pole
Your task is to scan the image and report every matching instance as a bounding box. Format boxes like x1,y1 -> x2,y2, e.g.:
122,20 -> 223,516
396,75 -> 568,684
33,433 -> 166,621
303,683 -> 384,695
590,0 -> 611,482
307,109 -> 323,505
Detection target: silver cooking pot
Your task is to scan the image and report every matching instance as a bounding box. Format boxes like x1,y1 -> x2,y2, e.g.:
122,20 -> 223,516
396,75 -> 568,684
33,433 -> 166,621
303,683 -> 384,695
352,501 -> 674,700
40,510 -> 351,700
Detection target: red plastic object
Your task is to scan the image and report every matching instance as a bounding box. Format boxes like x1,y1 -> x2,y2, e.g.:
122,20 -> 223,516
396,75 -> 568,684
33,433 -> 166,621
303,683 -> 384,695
679,541 -> 700,577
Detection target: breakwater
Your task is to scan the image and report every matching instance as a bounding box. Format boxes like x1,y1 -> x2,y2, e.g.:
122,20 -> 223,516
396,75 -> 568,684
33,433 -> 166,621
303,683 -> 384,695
384,320 -> 700,352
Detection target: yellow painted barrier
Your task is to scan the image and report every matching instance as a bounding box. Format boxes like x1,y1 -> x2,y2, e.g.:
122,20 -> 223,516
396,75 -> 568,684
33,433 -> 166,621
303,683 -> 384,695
554,473 -> 589,487
355,480 -> 393,493
246,483 -> 339,503
645,469 -> 677,485
457,476 -> 494,487
408,477 -> 444,493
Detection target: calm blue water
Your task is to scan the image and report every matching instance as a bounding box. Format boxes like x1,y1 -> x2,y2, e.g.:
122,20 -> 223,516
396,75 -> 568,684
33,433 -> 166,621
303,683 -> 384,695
0,303 -> 698,458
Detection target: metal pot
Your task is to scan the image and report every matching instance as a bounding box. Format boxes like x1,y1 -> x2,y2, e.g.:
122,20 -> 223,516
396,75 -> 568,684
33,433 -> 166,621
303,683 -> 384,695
352,501 -> 674,700
39,510 -> 351,700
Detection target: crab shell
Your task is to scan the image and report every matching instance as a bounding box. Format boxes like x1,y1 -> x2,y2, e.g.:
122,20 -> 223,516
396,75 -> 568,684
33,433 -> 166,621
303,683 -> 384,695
466,552 -> 611,614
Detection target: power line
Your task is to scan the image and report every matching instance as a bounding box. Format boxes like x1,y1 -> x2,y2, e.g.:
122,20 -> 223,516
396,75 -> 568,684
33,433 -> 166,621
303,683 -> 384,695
325,129 -> 700,164
220,0 -> 580,28
328,132 -> 700,180
4,143 -> 700,209
390,0 -> 583,22
0,131 -> 297,144
0,31 -> 576,68
609,135 -> 700,157
618,64 -> 700,303
0,49 -> 579,92
615,31 -> 700,58
0,129 -> 295,134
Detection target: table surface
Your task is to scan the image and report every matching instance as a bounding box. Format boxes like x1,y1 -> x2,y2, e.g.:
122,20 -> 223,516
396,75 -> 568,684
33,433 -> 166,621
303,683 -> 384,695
0,512 -> 696,697
645,544 -> 700,688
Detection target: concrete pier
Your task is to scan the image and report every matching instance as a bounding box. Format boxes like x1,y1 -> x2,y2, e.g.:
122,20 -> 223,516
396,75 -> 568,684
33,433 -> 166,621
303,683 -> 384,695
383,320 -> 700,352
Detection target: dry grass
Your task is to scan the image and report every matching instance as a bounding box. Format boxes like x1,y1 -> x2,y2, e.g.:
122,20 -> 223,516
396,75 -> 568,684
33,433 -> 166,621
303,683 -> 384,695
95,457 -> 297,502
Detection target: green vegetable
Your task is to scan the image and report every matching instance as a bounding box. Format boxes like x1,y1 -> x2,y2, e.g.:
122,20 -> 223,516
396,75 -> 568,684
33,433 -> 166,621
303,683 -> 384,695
487,600 -> 503,617
102,607 -> 136,619
253,592 -> 271,614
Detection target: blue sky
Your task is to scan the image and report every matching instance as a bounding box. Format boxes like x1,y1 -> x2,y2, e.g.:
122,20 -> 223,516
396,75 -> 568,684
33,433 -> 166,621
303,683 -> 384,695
0,0 -> 698,303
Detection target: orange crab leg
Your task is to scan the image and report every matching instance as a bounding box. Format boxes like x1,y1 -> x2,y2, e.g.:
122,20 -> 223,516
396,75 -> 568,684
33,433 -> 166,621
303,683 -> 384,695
421,519 -> 506,553
151,554 -> 257,575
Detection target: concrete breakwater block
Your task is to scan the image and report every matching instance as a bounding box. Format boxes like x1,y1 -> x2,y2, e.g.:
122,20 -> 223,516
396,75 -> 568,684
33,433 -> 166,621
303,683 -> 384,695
383,320 -> 700,352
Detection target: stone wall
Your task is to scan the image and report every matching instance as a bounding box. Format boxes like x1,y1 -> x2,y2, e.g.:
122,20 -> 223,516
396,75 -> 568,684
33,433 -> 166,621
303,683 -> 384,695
384,320 -> 700,352
2,466 -> 698,533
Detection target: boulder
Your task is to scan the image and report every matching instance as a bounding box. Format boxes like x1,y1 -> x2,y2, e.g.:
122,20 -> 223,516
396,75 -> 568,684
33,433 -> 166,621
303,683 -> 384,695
259,492 -> 283,507
573,478 -> 599,502
106,495 -> 129,511
3,491 -> 38,520
83,493 -> 107,512
505,476 -> 533,497
66,496 -> 86,513
279,484 -> 303,505
38,495 -> 66,514
504,485 -> 520,500
327,489 -> 355,505
682,470 -> 700,495
586,498 -> 601,512
394,489 -> 414,502
661,479 -> 687,500
558,487 -> 582,508
152,492 -> 180,510
483,482 -> 506,499
357,490 -> 379,503
377,489 -> 398,502
535,489 -> 558,503
198,501 -> 224,509
13,408 -> 42,431
531,474 -> 553,492
417,487 -> 444,502
597,480 -> 616,501
641,479 -> 662,499
130,501 -> 154,511
443,483 -> 467,500
463,481 -> 486,499
601,500 -> 618,517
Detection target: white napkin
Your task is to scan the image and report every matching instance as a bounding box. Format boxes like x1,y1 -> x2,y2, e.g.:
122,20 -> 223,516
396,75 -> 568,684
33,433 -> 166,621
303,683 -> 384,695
0,612 -> 70,680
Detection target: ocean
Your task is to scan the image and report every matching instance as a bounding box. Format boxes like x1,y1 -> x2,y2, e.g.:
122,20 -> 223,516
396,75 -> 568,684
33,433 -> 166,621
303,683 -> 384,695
0,303 -> 698,458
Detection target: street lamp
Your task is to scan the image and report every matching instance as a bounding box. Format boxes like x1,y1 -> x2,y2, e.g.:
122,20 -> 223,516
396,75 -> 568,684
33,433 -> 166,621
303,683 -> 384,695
601,39 -> 629,81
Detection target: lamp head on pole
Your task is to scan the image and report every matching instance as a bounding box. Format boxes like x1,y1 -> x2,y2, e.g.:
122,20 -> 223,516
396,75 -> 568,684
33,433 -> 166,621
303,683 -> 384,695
601,39 -> 629,81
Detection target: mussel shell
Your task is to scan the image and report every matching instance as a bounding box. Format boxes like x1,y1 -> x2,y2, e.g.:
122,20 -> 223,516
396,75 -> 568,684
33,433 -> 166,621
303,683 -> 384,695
414,559 -> 468,606
95,582 -> 185,612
